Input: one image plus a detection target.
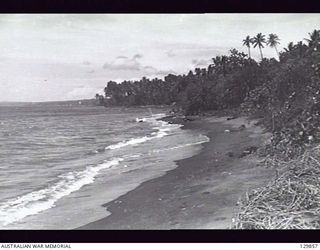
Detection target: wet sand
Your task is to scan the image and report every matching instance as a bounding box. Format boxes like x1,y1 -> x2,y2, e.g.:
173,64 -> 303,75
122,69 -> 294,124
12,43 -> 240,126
78,115 -> 274,229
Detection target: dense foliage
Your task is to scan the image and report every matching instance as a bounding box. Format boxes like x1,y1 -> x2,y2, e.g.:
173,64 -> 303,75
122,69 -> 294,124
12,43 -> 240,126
96,30 -> 320,154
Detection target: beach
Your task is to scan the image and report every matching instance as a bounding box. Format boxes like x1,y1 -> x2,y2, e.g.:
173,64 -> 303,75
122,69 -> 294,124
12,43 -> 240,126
79,115 -> 274,229
0,105 -> 208,229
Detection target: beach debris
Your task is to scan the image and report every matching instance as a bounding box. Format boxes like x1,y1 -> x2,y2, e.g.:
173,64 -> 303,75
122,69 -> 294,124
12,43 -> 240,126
227,116 -> 237,120
135,117 -> 146,123
224,129 -> 231,133
232,147 -> 320,229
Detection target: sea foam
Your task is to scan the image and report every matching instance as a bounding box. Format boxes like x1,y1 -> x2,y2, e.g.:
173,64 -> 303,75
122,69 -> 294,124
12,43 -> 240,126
105,113 -> 181,150
0,157 -> 123,226
151,135 -> 210,153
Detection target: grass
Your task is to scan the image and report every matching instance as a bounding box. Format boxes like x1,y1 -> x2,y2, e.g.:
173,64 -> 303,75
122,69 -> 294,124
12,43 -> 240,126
232,145 -> 320,229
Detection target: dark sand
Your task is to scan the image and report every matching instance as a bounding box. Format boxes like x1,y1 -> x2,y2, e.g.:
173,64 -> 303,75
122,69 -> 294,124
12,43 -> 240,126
78,116 -> 274,229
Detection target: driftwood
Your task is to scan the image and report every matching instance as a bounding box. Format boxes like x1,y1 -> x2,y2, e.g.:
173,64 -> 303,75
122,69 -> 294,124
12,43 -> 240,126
232,146 -> 320,229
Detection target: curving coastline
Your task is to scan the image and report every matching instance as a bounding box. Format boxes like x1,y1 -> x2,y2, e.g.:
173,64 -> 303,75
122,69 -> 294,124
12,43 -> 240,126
78,115 -> 274,229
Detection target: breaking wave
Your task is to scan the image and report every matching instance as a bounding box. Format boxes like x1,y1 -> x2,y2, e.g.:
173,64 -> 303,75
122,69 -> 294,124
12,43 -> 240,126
105,113 -> 181,150
0,158 -> 123,226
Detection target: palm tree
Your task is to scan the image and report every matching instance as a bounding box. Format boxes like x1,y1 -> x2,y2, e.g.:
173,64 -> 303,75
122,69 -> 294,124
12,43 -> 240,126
212,56 -> 228,76
304,29 -> 320,51
242,35 -> 253,58
284,42 -> 294,52
267,33 -> 280,59
252,33 -> 266,60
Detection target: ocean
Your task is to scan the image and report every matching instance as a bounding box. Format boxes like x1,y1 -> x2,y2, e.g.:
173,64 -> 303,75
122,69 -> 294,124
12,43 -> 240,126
0,102 -> 209,229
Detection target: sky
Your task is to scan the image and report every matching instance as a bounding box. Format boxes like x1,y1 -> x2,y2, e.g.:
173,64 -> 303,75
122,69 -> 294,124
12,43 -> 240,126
0,14 -> 319,102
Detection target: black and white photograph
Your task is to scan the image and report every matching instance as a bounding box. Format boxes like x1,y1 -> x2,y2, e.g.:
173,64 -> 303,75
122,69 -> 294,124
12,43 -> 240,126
0,13 -> 320,232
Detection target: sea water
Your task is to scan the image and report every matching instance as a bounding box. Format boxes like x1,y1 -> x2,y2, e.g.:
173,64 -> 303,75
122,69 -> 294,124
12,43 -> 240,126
0,102 -> 209,229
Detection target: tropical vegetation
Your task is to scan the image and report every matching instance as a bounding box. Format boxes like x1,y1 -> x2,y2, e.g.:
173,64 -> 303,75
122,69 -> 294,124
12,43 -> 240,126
95,29 -> 320,155
95,29 -> 320,229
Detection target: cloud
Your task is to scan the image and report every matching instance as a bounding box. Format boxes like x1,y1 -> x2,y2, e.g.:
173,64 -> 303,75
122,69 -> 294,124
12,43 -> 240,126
133,53 -> 143,59
102,54 -> 176,79
142,65 -> 176,77
191,59 -> 211,67
103,55 -> 141,71
157,69 -> 177,75
116,56 -> 128,59
143,65 -> 157,72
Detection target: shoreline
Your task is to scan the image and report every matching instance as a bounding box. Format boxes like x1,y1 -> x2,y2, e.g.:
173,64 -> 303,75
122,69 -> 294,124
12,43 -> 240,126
78,114 -> 274,229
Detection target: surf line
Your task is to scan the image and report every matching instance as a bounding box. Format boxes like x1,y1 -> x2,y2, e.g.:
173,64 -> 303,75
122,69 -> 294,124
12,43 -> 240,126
105,113 -> 181,151
0,157 -> 123,226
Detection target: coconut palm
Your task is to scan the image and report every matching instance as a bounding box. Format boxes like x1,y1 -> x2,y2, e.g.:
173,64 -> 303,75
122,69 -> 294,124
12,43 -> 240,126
267,33 -> 280,59
252,33 -> 266,60
242,35 -> 253,58
304,29 -> 320,50
284,42 -> 294,52
211,55 -> 228,76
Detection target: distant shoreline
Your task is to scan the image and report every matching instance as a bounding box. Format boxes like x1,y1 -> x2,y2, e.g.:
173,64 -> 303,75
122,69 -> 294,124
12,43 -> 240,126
78,114 -> 273,229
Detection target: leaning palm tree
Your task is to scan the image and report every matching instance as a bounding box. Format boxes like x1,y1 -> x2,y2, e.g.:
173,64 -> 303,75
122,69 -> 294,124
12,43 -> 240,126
267,33 -> 280,59
242,35 -> 253,58
252,33 -> 266,60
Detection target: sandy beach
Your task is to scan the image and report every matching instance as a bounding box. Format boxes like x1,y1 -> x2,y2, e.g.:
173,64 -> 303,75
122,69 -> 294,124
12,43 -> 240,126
78,115 -> 274,229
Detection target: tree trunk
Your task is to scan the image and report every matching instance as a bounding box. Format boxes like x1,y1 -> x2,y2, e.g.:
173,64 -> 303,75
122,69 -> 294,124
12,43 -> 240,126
248,47 -> 251,59
259,46 -> 263,60
275,46 -> 280,60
